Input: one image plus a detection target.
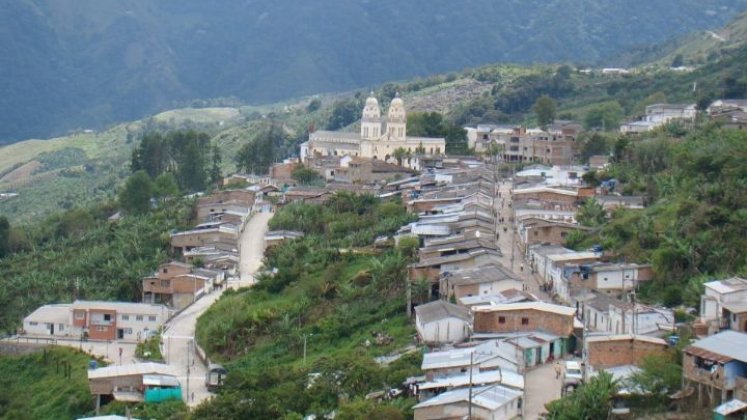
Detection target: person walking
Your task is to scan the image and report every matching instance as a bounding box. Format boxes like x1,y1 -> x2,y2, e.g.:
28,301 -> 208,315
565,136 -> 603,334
555,361 -> 562,379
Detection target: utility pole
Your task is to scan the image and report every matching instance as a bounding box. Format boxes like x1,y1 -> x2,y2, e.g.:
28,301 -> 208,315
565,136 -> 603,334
186,339 -> 191,403
468,351 -> 474,420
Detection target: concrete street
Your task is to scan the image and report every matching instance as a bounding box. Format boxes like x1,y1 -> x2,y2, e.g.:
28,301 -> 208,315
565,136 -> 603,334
162,210 -> 272,407
524,362 -> 563,418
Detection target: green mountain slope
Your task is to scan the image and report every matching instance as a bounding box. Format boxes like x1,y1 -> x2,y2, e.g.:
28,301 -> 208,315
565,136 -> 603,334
2,0 -> 747,141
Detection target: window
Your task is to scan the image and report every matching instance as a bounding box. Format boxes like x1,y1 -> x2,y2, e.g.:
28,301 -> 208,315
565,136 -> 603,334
122,315 -> 130,321
603,277 -> 608,281
560,232 -> 567,238
148,316 -> 157,322
160,280 -> 170,288
29,321 -> 38,326
163,268 -> 168,274
58,324 -> 64,331
125,328 -> 133,334
498,316 -> 506,324
521,317 -> 529,325
103,314 -> 111,322
136,315 -> 144,321
533,231 -> 538,236
74,311 -> 85,320
96,326 -> 107,332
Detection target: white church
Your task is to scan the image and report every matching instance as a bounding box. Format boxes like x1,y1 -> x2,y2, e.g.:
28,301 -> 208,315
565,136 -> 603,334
301,93 -> 446,167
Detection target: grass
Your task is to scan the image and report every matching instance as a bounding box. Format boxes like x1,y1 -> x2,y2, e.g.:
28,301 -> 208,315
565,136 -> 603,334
0,346 -> 97,420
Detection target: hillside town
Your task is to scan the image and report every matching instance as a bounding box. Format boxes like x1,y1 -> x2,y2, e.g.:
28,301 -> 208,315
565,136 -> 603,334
5,93 -> 747,419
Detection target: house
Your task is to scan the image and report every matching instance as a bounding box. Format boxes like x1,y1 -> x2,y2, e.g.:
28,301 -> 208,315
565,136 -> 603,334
420,341 -> 520,381
269,160 -> 300,181
283,187 -> 332,205
170,222 -> 238,254
580,292 -> 674,335
512,185 -> 580,207
416,369 -> 524,402
472,302 -> 576,338
518,218 -> 590,253
683,331 -> 747,407
568,262 -> 654,295
88,363 -> 180,403
408,249 -> 502,283
333,157 -> 416,184
413,385 -> 523,420
700,277 -> 747,334
588,155 -> 610,169
414,300 -> 471,346
196,190 -> 255,221
23,301 -> 171,342
515,165 -> 587,187
712,110 -> 747,131
594,195 -> 645,212
142,261 -> 219,310
458,289 -> 536,308
419,237 -> 498,261
586,334 -> 669,369
264,230 -> 304,248
439,264 -> 523,302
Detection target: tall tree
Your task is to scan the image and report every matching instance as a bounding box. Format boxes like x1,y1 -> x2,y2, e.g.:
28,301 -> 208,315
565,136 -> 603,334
533,95 -> 557,129
210,144 -> 223,184
0,216 -> 9,258
119,171 -> 154,215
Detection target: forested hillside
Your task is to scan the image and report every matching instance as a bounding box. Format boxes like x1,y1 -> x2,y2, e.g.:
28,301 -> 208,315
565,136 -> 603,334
2,0 -> 746,141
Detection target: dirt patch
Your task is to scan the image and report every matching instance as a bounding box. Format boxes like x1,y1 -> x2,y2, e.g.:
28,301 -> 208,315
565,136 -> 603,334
0,160 -> 42,184
406,80 -> 493,114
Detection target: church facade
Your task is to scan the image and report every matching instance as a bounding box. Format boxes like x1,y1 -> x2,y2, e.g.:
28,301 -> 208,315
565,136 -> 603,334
301,93 -> 446,167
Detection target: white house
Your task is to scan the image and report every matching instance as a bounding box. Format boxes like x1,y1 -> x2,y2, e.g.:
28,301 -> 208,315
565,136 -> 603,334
415,300 -> 471,346
413,384 -> 523,420
22,304 -> 71,336
700,277 -> 747,333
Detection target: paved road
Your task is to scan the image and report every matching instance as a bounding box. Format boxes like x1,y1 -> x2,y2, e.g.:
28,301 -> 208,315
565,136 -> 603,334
163,210 -> 272,407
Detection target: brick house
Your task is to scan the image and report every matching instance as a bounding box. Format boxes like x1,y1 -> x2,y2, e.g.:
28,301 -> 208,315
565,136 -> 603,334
518,217 -> 591,252
170,222 -> 238,254
587,335 -> 669,369
142,262 -> 219,310
472,302 -> 576,337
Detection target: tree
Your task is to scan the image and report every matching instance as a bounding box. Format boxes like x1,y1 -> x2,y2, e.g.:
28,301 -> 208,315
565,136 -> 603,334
153,172 -> 180,201
119,170 -> 154,215
546,372 -> 618,419
533,95 -> 557,129
629,354 -> 681,403
671,54 -> 684,68
291,165 -> 322,185
0,216 -> 9,258
306,99 -> 322,113
585,101 -> 623,131
577,198 -> 606,227
210,144 -> 223,184
393,147 -> 409,166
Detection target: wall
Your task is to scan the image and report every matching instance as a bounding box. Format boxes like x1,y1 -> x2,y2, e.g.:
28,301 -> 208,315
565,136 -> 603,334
473,308 -> 574,337
418,318 -> 469,345
588,339 -> 669,369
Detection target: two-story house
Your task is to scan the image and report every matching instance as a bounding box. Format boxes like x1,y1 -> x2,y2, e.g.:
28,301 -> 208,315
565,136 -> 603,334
683,331 -> 747,407
700,277 -> 747,334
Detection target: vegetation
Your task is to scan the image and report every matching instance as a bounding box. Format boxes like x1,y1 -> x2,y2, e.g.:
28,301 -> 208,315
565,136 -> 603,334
569,125 -> 747,307
546,372 -> 618,419
194,193 -> 421,418
135,336 -> 164,362
0,198 -> 195,332
0,347 -> 95,420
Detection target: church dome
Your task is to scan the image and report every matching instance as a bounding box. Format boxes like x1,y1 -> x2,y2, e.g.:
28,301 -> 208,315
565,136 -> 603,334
390,93 -> 404,108
365,92 -> 379,107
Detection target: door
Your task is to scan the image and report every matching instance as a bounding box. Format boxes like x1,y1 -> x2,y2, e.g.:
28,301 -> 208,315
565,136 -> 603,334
117,329 -> 125,339
49,323 -> 54,335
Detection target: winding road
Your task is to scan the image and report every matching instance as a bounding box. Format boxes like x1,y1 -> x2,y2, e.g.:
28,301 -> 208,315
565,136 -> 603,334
162,211 -> 272,407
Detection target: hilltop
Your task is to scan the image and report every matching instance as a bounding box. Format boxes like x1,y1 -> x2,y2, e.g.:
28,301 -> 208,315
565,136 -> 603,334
2,0 -> 747,141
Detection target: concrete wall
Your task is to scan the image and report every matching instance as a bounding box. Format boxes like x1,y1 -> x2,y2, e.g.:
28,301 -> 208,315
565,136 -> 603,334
417,318 -> 469,345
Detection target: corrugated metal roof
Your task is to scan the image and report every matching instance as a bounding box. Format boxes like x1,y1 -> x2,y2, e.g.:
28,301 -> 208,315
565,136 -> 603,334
685,331 -> 747,363
413,385 -> 522,411
88,362 -> 177,379
415,300 -> 471,324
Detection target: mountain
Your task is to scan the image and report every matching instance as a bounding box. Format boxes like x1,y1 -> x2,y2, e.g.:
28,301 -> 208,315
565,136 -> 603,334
618,11 -> 747,67
2,0 -> 747,142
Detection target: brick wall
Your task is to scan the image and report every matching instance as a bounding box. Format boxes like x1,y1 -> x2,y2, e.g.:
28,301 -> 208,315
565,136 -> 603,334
588,339 -> 669,369
473,309 -> 574,337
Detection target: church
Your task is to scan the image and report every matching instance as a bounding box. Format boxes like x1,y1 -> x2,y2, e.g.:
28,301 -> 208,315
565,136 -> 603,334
301,93 -> 446,167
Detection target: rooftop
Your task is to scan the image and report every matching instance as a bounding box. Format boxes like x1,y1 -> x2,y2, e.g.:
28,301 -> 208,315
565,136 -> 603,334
704,277 -> 747,294
415,300 -> 471,324
88,362 -> 177,380
418,369 -> 524,391
72,301 -> 170,316
472,301 -> 576,316
24,304 -> 71,323
443,264 -> 518,286
413,384 -> 522,411
685,331 -> 747,363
